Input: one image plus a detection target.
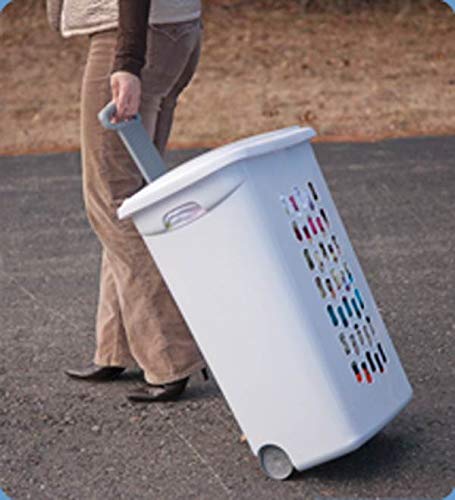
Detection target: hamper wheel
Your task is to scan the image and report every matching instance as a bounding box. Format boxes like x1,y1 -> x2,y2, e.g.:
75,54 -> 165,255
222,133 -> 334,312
258,445 -> 294,480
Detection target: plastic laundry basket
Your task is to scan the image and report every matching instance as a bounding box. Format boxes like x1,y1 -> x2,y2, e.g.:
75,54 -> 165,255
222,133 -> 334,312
99,102 -> 413,480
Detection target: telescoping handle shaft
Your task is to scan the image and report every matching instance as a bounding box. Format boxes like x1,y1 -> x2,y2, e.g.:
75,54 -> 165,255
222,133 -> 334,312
97,101 -> 167,184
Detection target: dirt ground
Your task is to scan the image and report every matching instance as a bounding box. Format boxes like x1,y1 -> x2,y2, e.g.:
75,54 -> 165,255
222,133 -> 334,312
1,1 -> 454,155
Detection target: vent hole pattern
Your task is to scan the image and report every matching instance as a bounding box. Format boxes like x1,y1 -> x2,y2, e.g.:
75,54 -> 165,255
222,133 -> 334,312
282,183 -> 386,387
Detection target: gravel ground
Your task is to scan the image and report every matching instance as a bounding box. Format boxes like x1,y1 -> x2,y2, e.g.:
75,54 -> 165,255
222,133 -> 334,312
0,138 -> 454,499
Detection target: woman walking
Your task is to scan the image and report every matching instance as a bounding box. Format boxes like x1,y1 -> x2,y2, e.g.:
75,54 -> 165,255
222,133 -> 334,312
46,0 -> 206,402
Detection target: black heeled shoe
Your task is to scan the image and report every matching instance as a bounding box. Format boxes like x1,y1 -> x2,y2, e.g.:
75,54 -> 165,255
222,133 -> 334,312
65,363 -> 126,381
127,367 -> 209,403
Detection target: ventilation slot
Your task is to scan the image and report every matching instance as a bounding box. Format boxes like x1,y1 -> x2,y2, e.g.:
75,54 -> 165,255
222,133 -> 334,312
349,334 -> 360,355
355,324 -> 365,346
314,252 -> 324,272
308,181 -> 319,201
303,225 -> 312,242
292,221 -> 303,242
316,216 -> 325,234
320,208 -> 329,226
378,343 -> 388,364
280,196 -> 291,216
352,362 -> 362,383
351,297 -> 362,318
325,278 -> 336,298
308,217 -> 318,235
339,333 -> 351,355
361,361 -> 373,384
327,305 -> 338,326
342,296 -> 353,317
303,249 -> 315,271
366,316 -> 376,336
289,195 -> 299,212
319,242 -> 329,260
366,351 -> 377,373
315,277 -> 326,298
327,244 -> 338,263
331,270 -> 343,290
337,306 -> 349,328
354,288 -> 365,309
374,353 -> 385,373
344,262 -> 354,284
331,235 -> 341,254
363,325 -> 373,347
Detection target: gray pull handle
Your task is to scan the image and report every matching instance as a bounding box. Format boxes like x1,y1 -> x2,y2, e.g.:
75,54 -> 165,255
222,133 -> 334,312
97,101 -> 168,183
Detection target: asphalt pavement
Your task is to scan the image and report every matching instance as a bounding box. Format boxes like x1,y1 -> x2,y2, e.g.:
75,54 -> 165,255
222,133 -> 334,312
0,136 -> 454,499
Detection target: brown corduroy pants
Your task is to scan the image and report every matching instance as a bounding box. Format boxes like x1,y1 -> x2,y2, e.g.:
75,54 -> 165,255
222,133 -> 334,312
80,20 -> 205,385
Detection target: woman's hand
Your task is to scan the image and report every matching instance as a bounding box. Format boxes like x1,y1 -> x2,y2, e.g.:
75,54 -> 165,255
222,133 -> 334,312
110,71 -> 141,123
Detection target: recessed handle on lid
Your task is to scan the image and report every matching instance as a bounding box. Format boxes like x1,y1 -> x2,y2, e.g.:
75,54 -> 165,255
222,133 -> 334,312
163,202 -> 207,231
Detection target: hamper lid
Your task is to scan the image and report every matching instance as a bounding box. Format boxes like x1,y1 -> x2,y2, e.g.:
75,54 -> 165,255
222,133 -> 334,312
118,126 -> 316,220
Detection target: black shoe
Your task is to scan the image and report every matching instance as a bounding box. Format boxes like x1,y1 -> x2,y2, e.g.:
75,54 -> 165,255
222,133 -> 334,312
127,377 -> 189,403
127,368 -> 209,403
65,363 -> 126,381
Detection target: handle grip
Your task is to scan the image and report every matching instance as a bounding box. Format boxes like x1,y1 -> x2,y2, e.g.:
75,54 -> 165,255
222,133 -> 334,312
97,101 -> 141,130
97,101 -> 167,183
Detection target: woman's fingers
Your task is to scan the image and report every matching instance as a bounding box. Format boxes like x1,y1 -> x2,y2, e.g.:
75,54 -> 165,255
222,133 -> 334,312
110,71 -> 141,123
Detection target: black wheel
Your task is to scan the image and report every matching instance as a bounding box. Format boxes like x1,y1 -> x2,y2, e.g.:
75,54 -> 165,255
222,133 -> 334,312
259,445 -> 294,480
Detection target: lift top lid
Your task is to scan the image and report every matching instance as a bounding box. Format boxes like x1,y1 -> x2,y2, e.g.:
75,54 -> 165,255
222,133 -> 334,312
118,126 -> 316,220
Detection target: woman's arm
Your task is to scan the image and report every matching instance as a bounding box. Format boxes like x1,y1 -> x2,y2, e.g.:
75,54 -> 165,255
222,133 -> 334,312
110,0 -> 151,122
112,0 -> 151,77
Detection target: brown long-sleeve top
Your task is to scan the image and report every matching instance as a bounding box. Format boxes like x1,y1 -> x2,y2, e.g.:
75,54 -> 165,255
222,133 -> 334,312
112,0 -> 151,78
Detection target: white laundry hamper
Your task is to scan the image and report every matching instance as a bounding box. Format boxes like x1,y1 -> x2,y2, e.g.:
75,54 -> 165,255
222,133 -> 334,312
98,103 -> 413,480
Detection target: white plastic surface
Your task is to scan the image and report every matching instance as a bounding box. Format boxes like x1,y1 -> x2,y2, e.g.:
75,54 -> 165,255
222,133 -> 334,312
121,127 -> 413,473
118,126 -> 315,220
